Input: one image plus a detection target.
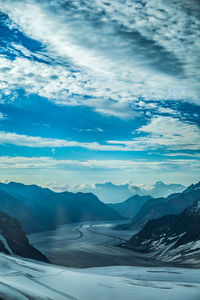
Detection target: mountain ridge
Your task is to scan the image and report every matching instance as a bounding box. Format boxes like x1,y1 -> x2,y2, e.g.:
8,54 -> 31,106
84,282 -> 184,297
51,181 -> 186,203
108,194 -> 153,218
130,181 -> 200,229
0,182 -> 123,233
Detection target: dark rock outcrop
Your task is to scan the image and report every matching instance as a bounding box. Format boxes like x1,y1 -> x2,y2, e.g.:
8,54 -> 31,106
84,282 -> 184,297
0,210 -> 49,262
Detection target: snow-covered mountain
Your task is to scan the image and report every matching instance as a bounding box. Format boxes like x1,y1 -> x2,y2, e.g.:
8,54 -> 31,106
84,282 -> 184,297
124,200 -> 200,266
0,253 -> 200,300
0,210 -> 48,262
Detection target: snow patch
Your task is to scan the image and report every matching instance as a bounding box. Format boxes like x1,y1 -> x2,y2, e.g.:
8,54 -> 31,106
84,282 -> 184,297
0,234 -> 13,254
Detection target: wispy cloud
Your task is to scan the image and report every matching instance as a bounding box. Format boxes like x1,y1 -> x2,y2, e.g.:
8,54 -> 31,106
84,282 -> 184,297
164,152 -> 200,158
77,127 -> 103,133
0,112 -> 6,119
0,131 -> 127,151
0,156 -> 199,170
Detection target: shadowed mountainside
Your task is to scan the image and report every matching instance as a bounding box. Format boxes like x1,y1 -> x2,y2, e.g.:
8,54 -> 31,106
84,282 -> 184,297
109,194 -> 153,218
0,182 -> 123,233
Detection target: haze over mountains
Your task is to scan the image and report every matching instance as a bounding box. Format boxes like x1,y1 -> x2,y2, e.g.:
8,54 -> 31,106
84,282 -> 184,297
49,181 -> 186,203
0,182 -> 123,233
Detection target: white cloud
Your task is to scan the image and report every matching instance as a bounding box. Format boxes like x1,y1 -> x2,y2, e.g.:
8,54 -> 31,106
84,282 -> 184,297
0,112 -> 5,119
0,0 -> 199,117
0,56 -> 94,104
156,107 -> 178,115
77,128 -> 104,132
137,116 -> 200,150
109,116 -> 200,151
164,152 -> 200,158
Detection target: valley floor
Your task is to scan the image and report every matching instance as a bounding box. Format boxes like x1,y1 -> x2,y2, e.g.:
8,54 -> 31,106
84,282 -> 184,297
28,221 -> 197,268
0,253 -> 200,300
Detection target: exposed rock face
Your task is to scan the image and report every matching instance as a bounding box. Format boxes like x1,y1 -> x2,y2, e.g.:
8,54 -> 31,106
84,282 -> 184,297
131,182 -> 200,229
0,210 -> 49,262
109,194 -> 153,218
124,200 -> 200,266
0,182 -> 123,233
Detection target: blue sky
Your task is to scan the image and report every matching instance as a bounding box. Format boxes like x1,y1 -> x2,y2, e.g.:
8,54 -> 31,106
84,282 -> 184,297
0,0 -> 199,189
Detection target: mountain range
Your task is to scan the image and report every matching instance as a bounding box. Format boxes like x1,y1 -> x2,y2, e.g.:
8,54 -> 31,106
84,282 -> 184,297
52,181 -> 186,203
0,182 -> 123,233
130,182 -> 200,229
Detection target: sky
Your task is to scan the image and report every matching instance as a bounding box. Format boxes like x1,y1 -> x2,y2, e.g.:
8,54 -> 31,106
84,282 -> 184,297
0,0 -> 199,189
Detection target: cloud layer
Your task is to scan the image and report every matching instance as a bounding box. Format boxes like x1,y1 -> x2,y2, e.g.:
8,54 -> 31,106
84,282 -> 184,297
0,0 -> 199,117
0,156 -> 199,171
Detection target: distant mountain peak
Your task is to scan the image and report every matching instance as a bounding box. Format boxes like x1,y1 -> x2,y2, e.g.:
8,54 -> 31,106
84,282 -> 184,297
154,181 -> 165,186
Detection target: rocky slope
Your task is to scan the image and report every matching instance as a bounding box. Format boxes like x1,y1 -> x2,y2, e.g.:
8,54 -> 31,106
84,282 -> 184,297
124,200 -> 200,266
0,210 -> 48,262
0,182 -> 123,233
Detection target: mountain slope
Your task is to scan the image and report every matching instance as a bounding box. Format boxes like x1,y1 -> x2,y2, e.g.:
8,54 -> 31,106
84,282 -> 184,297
0,182 -> 123,233
0,210 -> 48,262
109,194 -> 153,218
124,200 -> 200,266
131,181 -> 200,228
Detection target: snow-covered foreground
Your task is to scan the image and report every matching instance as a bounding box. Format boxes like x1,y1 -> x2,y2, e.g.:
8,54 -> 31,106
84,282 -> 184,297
0,253 -> 200,300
